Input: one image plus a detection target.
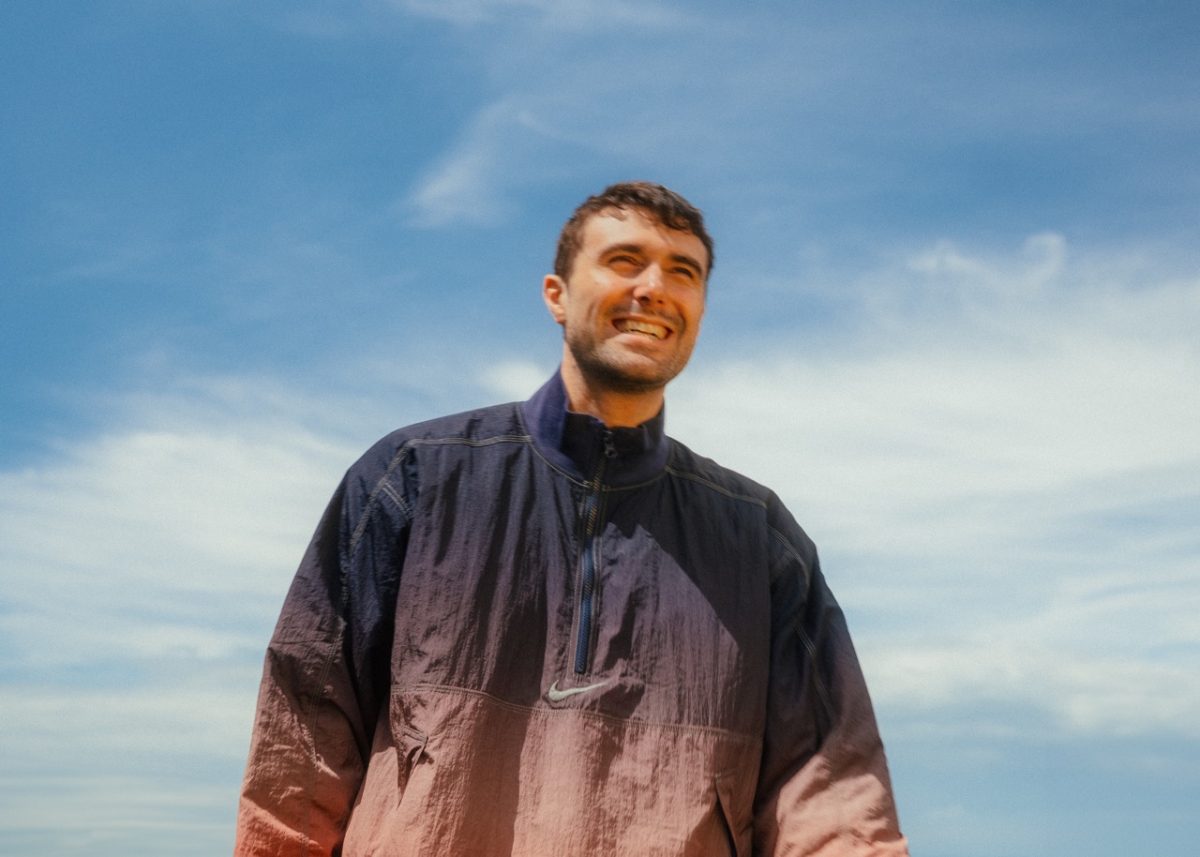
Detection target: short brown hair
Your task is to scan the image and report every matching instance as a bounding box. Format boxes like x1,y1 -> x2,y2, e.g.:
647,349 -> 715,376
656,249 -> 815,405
554,181 -> 714,281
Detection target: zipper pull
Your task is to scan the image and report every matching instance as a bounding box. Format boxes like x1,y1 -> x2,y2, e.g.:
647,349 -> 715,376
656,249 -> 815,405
602,429 -> 617,459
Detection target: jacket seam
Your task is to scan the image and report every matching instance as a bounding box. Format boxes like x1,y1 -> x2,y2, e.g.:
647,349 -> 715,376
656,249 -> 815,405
797,626 -> 836,724
514,402 -> 591,488
518,426 -> 596,488
349,443 -> 418,558
767,526 -> 812,589
301,625 -> 343,857
321,442 -> 424,851
348,434 -> 531,557
767,530 -> 834,723
376,479 -> 411,519
422,430 -> 649,492
598,471 -> 669,491
664,465 -> 769,508
406,434 -> 531,449
398,682 -> 762,744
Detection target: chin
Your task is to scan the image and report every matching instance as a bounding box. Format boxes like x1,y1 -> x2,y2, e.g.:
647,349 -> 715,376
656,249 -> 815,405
566,333 -> 692,394
587,359 -> 684,394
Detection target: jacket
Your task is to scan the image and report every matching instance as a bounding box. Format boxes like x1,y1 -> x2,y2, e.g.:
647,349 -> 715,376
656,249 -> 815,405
235,371 -> 908,856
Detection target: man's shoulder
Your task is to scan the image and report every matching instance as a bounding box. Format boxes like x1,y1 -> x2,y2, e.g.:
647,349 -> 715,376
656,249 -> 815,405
667,436 -> 817,558
665,436 -> 774,509
387,399 -> 527,445
353,399 -> 528,474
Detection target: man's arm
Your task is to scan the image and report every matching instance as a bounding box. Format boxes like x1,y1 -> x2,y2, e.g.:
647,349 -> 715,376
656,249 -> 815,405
754,502 -> 909,856
234,443 -> 412,856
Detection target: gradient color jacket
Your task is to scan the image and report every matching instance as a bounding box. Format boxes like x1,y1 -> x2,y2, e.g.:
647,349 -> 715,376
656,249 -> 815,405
235,372 -> 908,856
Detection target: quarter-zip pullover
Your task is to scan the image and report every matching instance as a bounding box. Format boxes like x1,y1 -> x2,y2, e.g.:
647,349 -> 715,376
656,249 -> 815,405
235,371 -> 908,856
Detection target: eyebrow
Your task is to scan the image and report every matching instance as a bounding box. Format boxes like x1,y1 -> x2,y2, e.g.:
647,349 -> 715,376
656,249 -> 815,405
602,243 -> 706,277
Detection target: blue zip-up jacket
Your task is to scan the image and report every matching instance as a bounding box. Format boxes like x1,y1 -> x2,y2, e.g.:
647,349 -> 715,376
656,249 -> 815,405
235,372 -> 908,856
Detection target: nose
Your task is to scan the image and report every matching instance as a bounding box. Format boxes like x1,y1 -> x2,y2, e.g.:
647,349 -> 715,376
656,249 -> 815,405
632,263 -> 665,303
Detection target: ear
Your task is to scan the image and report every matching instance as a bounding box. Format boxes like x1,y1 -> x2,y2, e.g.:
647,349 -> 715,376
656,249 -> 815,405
542,274 -> 568,325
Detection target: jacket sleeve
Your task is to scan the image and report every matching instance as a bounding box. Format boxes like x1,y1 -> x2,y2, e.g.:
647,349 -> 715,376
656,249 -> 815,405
234,441 -> 413,856
754,500 -> 909,856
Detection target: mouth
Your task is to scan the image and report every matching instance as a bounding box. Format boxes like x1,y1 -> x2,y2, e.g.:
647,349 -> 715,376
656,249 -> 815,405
614,318 -> 670,340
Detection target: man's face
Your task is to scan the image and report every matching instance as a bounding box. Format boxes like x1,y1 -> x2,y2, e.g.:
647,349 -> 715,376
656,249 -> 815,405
544,208 -> 708,395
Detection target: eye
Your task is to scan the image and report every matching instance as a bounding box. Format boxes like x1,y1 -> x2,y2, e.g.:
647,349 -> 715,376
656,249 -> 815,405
608,254 -> 642,274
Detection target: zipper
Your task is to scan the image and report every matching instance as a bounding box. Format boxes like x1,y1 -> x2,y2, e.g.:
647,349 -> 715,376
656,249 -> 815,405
573,429 -> 616,674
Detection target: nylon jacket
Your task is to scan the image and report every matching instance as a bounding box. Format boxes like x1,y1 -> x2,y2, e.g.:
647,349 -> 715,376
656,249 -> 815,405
235,372 -> 908,856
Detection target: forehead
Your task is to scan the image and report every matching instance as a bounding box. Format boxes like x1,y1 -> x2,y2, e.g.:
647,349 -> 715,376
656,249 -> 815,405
579,208 -> 709,272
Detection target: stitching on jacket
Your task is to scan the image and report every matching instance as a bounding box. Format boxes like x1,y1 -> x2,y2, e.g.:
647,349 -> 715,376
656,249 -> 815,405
315,443 -> 421,851
663,465 -> 769,508
349,444 -> 417,557
598,470 -> 669,492
398,682 -> 763,744
295,578 -> 353,855
512,398 -> 677,490
408,434 -> 530,448
520,431 -> 595,488
350,433 -> 532,555
409,429 -> 599,490
767,526 -> 811,589
512,397 -> 608,489
796,625 -> 835,725
767,527 -> 834,724
301,621 -> 343,857
376,478 -> 411,518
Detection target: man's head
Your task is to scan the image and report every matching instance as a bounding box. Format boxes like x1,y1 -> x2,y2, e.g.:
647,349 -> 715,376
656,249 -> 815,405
543,182 -> 713,416
553,181 -> 714,282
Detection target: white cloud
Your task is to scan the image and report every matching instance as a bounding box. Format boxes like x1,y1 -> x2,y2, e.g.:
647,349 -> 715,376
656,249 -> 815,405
480,358 -> 555,401
677,235 -> 1198,518
0,774 -> 234,857
0,376 -> 373,683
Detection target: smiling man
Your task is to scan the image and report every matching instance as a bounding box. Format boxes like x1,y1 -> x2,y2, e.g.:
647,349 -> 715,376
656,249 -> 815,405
544,196 -> 708,424
235,182 -> 909,856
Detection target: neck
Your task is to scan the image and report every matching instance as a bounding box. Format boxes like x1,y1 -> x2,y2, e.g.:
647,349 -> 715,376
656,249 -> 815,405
559,357 -> 665,428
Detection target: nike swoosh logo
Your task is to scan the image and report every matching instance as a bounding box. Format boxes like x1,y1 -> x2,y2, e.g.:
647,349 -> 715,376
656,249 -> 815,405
546,679 -> 610,703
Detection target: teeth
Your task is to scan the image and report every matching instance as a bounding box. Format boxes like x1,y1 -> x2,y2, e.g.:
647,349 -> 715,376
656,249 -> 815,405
617,319 -> 667,339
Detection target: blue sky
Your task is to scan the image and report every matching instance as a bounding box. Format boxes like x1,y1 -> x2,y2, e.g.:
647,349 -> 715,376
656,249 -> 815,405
2,2 -> 1198,854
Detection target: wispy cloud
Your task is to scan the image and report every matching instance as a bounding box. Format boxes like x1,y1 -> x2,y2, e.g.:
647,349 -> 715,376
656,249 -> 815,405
0,375 -> 396,847
403,102 -> 519,227
0,385 -> 350,693
398,3 -> 1200,245
389,0 -> 689,30
402,97 -> 586,227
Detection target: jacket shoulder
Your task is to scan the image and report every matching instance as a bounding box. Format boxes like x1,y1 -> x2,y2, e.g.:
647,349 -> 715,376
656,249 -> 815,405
664,437 -> 774,508
355,400 -> 526,467
666,437 -> 818,570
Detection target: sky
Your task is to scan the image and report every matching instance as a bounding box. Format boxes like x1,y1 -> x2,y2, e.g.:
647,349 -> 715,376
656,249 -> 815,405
1,1 -> 1198,854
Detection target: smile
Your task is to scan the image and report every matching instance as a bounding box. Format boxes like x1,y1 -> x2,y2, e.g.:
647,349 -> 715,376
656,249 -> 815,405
615,319 -> 669,339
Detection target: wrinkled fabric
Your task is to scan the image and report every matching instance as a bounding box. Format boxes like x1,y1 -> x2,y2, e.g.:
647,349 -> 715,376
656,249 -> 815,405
235,372 -> 908,856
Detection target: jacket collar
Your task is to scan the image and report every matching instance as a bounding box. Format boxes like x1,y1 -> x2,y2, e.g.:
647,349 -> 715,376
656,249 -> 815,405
522,370 -> 669,486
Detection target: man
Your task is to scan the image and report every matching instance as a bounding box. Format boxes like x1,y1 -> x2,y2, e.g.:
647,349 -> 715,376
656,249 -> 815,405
235,182 -> 908,855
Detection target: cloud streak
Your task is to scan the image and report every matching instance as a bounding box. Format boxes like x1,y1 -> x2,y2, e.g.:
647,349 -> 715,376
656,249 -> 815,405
389,0 -> 689,30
